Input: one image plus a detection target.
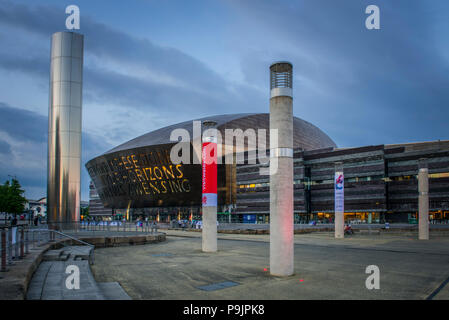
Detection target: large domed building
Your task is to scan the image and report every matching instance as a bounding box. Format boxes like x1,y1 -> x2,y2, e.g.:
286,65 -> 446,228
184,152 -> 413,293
86,113 -> 336,215
86,114 -> 449,225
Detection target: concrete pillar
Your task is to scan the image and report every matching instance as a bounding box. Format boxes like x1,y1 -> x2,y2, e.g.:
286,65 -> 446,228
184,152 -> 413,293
202,120 -> 218,252
418,159 -> 429,240
269,62 -> 294,276
334,162 -> 344,238
47,32 -> 83,230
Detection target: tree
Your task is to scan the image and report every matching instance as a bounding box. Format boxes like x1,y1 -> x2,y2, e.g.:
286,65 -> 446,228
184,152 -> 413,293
81,206 -> 89,219
9,179 -> 27,215
0,179 -> 27,216
0,183 -> 7,213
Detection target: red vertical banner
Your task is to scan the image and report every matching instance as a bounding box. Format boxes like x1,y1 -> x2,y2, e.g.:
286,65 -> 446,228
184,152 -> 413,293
202,141 -> 217,206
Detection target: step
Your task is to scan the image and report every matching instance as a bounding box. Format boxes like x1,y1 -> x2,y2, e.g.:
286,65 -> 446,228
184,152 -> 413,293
42,249 -> 66,261
97,282 -> 132,300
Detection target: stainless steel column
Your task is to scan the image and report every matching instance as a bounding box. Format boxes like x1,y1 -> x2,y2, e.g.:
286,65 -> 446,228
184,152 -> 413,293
269,62 -> 294,276
418,158 -> 429,240
47,32 -> 84,230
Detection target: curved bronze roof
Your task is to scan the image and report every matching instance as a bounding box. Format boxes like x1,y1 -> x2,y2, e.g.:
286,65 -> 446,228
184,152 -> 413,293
105,113 -> 336,154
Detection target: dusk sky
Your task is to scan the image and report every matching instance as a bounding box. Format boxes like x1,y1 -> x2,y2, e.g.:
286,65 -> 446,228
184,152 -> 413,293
0,0 -> 448,200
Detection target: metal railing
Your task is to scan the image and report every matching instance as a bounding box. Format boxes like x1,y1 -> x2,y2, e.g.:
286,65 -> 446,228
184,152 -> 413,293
0,225 -> 96,272
48,229 -> 95,265
41,221 -> 163,234
1,225 -> 31,271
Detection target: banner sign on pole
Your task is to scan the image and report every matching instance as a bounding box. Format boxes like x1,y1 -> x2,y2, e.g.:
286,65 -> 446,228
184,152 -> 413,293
335,172 -> 344,213
202,141 -> 217,207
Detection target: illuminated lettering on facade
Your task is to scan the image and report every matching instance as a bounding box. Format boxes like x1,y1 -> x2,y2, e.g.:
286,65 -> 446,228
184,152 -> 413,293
87,149 -> 193,205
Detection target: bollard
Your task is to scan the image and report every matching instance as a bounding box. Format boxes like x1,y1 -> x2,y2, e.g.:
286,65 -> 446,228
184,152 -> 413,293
7,229 -> 13,265
20,228 -> 24,259
14,228 -> 19,260
25,228 -> 29,254
1,229 -> 7,272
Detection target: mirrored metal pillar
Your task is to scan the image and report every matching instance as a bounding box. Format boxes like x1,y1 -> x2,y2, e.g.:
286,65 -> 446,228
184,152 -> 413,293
47,31 -> 84,230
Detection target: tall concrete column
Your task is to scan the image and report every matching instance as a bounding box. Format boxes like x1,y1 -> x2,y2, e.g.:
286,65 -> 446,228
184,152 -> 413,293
418,159 -> 429,240
202,120 -> 218,252
269,62 -> 294,276
47,32 -> 84,230
334,162 -> 344,238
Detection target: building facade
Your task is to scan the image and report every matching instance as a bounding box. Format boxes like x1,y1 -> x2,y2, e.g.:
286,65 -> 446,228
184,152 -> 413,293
87,181 -> 112,218
86,113 -> 336,221
236,140 -> 449,223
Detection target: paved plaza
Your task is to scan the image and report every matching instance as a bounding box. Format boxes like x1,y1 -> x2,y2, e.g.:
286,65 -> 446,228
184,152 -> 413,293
90,231 -> 449,300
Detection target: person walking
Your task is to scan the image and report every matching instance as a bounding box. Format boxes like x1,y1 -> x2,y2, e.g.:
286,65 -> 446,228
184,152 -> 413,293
181,220 -> 186,231
151,221 -> 158,234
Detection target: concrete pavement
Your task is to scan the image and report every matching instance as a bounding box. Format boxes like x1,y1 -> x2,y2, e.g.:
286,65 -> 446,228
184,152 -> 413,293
27,246 -> 130,300
90,232 -> 449,300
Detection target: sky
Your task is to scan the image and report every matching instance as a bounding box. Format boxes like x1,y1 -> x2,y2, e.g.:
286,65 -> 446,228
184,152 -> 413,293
0,0 -> 448,201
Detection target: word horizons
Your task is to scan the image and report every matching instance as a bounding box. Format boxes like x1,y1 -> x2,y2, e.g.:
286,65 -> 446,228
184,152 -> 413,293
97,164 -> 191,199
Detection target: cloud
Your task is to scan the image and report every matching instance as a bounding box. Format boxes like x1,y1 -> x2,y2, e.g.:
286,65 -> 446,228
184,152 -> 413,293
0,0 -> 267,149
0,139 -> 11,155
226,0 -> 449,146
0,0 -> 263,112
0,102 -> 112,200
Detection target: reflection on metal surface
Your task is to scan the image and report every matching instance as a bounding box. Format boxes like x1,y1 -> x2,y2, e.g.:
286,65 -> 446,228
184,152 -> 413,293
47,31 -> 84,229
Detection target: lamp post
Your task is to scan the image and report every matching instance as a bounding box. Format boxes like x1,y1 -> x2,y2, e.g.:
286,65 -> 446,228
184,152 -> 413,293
269,62 -> 294,276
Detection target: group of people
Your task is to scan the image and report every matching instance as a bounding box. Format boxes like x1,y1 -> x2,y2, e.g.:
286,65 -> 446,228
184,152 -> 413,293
4,214 -> 42,227
169,219 -> 198,230
136,217 -> 159,233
